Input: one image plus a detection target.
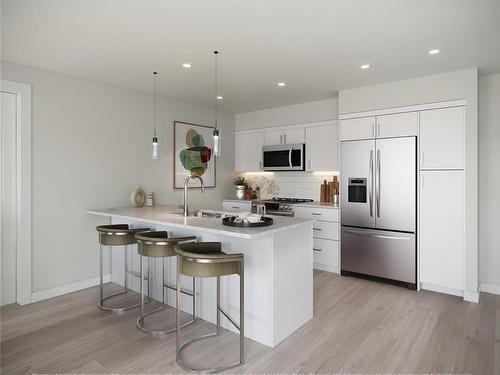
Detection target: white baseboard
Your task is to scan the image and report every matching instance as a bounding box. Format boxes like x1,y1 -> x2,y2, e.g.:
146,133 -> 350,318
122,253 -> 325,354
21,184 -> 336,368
480,282 -> 500,296
314,263 -> 339,274
420,282 -> 463,297
463,291 -> 480,303
31,274 -> 111,303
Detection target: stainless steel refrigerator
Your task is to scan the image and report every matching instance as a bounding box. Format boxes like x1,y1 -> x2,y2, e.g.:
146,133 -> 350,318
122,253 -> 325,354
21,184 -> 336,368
340,136 -> 416,289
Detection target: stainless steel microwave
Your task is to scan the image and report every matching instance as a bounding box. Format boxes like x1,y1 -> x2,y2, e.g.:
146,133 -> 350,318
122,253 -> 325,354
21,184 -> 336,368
262,143 -> 305,171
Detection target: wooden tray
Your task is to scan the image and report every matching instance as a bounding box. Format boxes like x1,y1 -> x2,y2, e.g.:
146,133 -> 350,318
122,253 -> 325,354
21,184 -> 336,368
222,216 -> 274,228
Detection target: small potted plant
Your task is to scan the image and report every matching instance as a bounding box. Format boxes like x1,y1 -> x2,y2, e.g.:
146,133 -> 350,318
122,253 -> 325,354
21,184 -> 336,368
234,177 -> 248,200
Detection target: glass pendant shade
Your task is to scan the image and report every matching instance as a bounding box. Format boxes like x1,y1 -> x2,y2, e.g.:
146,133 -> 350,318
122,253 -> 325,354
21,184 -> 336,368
152,136 -> 159,159
213,128 -> 220,156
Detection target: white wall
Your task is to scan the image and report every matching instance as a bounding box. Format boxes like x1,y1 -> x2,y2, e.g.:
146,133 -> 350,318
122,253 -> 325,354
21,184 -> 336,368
478,73 -> 500,289
1,61 -> 235,294
235,97 -> 338,131
339,68 -> 479,299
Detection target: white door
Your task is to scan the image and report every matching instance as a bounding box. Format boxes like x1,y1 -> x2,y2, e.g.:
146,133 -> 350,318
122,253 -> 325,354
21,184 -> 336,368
283,128 -> 305,144
264,129 -> 283,145
340,117 -> 375,141
235,132 -> 264,172
419,170 -> 464,291
419,106 -> 465,170
1,92 -> 17,305
376,112 -> 418,138
306,124 -> 339,171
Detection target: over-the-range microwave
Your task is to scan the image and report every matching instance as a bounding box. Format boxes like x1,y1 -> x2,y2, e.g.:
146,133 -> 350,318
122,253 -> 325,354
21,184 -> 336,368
262,143 -> 305,171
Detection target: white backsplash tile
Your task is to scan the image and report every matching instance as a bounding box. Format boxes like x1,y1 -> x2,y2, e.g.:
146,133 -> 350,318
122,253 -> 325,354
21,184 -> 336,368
240,172 -> 339,201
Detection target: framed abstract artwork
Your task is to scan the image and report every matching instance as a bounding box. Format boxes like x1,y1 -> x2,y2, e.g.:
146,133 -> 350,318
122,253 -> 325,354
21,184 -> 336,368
173,121 -> 216,189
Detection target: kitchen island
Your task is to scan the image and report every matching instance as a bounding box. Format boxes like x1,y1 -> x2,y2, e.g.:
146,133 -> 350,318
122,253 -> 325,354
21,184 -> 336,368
87,206 -> 314,348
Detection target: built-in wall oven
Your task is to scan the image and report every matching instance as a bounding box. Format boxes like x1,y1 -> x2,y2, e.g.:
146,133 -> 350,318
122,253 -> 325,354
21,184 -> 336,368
262,144 -> 305,171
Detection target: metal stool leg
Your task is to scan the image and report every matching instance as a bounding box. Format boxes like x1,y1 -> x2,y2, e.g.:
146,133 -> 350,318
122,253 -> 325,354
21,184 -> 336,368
98,244 -> 142,312
137,256 -> 195,334
176,258 -> 245,373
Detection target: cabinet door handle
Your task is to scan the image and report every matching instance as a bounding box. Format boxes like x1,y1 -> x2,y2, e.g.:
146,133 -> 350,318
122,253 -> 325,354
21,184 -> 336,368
259,161 -> 262,170
313,228 -> 322,231
284,133 -> 287,144
280,134 -> 283,144
313,248 -> 322,252
232,206 -> 240,209
377,123 -> 380,136
420,153 -> 425,166
311,213 -> 322,216
308,160 -> 311,170
372,124 -> 375,137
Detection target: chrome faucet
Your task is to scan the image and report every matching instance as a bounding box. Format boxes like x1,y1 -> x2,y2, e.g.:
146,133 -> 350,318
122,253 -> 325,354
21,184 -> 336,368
183,174 -> 205,217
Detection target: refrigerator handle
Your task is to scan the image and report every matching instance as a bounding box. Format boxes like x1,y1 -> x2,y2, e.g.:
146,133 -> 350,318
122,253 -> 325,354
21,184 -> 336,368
343,229 -> 410,241
376,149 -> 381,217
369,150 -> 373,217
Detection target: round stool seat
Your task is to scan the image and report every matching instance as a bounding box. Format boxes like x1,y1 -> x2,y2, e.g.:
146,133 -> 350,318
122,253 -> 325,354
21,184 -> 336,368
175,242 -> 243,278
96,224 -> 150,246
135,231 -> 197,257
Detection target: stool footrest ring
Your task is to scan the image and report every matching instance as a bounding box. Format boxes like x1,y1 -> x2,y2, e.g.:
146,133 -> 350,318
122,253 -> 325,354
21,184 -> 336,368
98,289 -> 146,312
177,332 -> 244,374
136,305 -> 195,334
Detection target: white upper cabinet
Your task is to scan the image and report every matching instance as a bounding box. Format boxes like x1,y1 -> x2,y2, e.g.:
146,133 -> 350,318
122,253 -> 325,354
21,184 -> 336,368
376,112 -> 418,138
283,128 -> 305,144
419,106 -> 465,170
235,132 -> 264,172
264,129 -> 283,145
340,117 -> 375,141
264,127 -> 305,145
306,124 -> 339,171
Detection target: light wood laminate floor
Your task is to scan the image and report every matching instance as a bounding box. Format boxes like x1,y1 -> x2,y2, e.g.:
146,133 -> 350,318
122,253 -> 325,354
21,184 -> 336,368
1,271 -> 499,374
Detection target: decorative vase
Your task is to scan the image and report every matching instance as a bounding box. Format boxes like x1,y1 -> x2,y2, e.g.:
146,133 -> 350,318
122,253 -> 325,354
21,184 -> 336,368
235,185 -> 245,200
130,186 -> 146,207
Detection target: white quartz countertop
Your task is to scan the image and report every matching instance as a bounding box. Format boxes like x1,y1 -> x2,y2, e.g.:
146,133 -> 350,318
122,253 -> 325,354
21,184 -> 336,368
294,201 -> 339,209
87,205 -> 313,240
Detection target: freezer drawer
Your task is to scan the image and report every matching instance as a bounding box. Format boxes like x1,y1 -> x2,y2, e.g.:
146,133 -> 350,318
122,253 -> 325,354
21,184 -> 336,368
341,227 -> 415,285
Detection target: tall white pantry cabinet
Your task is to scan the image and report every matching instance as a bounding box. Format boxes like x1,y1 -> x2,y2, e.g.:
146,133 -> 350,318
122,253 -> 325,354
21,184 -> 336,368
340,101 -> 466,298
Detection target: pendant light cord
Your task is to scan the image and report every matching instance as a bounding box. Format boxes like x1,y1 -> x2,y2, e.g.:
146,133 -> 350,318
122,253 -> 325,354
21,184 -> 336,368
153,71 -> 158,138
214,51 -> 218,130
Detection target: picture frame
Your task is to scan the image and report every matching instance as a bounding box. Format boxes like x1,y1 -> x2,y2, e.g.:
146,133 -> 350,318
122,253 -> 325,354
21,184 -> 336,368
173,121 -> 216,189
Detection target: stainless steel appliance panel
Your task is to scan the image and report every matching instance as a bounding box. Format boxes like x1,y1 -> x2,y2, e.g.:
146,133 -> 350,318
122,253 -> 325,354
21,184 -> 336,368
341,140 -> 376,228
375,137 -> 416,232
262,144 -> 305,171
341,227 -> 416,284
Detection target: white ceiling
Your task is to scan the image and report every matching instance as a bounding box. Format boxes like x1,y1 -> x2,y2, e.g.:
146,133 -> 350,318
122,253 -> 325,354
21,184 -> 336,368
2,0 -> 500,113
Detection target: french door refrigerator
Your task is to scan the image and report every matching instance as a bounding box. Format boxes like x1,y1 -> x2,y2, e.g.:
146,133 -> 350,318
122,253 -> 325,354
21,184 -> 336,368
341,136 -> 417,289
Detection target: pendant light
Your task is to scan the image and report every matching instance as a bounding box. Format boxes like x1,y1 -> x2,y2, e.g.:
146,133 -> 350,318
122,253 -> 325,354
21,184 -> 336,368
152,71 -> 159,159
212,51 -> 221,156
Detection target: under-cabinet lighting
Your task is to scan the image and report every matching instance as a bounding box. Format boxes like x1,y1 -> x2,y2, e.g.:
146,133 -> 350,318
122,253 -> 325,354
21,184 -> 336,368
313,171 -> 340,175
244,172 -> 275,176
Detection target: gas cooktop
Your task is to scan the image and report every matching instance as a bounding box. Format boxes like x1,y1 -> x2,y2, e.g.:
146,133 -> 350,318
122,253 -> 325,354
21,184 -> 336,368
270,197 -> 314,204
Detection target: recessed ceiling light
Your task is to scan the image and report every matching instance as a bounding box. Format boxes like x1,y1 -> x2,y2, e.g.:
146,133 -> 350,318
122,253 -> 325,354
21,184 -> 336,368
360,64 -> 370,69
277,82 -> 286,87
216,96 -> 223,100
182,63 -> 192,68
428,49 -> 440,55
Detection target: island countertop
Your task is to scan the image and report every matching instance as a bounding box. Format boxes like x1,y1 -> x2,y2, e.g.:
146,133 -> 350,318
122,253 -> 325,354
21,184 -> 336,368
87,205 -> 313,240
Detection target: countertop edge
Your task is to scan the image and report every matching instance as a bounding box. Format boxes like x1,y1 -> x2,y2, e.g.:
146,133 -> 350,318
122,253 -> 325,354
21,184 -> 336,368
87,209 -> 314,240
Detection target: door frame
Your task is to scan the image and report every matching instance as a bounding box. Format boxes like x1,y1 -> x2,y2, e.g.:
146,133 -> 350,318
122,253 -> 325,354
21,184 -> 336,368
1,79 -> 32,305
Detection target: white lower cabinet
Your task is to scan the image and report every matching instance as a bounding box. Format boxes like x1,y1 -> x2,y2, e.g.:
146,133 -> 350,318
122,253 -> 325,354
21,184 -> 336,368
419,170 -> 464,293
222,200 -> 252,213
295,206 -> 339,273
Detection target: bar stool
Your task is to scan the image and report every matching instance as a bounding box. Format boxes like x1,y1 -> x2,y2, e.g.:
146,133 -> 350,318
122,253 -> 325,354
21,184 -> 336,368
96,224 -> 150,312
134,231 -> 198,334
174,242 -> 244,373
